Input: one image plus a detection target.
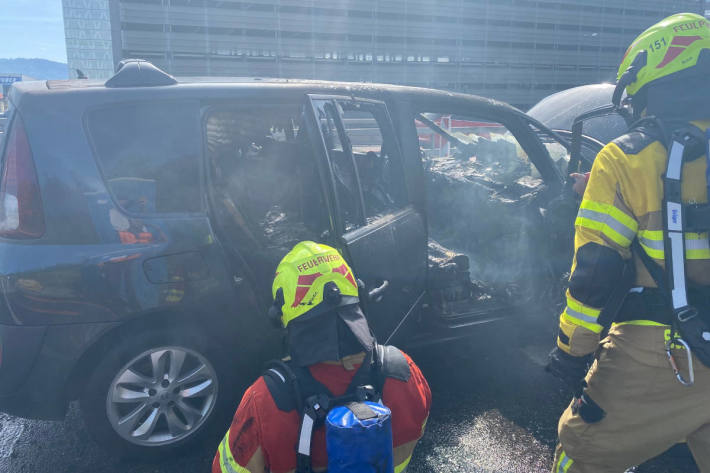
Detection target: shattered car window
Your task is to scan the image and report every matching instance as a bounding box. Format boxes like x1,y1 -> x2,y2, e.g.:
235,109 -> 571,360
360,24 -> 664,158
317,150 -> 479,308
205,105 -> 329,258
340,102 -> 407,225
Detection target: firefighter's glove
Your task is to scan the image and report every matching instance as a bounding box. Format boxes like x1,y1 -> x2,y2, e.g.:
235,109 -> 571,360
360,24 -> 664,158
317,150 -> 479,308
545,347 -> 591,393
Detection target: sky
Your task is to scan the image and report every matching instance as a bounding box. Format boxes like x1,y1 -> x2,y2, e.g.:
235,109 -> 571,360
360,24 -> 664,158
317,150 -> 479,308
0,0 -> 67,62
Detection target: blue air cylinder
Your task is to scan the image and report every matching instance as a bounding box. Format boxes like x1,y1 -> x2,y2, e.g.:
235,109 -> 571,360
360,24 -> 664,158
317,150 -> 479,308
325,401 -> 394,473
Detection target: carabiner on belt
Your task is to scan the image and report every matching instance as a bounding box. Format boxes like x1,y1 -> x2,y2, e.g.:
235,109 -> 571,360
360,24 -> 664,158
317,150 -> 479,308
665,336 -> 695,387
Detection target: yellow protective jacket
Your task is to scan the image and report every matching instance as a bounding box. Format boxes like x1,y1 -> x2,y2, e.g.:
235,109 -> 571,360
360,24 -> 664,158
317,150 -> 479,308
558,120 -> 710,356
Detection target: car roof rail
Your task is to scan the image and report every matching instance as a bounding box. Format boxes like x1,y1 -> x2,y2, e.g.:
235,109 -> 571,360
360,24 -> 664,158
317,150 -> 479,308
105,59 -> 178,88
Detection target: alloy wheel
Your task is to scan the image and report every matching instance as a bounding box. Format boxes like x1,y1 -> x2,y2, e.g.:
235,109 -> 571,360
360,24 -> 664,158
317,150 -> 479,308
106,346 -> 218,446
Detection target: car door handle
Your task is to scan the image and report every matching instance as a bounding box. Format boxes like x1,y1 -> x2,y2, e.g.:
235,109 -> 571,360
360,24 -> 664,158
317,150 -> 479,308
368,280 -> 389,302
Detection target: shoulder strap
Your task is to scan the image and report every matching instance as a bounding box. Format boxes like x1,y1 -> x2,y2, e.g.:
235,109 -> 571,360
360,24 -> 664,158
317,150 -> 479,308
599,121 -> 707,329
263,360 -> 303,413
263,360 -> 334,473
263,360 -> 333,413
634,127 -> 705,317
612,117 -> 664,155
376,344 -> 411,383
344,349 -> 377,395
264,347 -> 412,473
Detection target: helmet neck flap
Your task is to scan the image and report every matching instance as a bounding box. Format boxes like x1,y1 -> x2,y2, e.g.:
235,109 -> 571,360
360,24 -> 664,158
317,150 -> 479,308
287,304 -> 376,367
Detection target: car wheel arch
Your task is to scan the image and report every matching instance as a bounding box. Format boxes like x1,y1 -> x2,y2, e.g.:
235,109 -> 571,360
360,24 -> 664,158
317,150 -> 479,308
63,310 -> 229,402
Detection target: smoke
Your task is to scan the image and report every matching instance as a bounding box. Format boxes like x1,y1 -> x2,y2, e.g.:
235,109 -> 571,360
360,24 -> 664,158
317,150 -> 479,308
421,115 -> 572,315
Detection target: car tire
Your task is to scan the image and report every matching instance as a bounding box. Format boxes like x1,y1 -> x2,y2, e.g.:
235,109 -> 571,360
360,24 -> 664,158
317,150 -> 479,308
79,327 -> 238,459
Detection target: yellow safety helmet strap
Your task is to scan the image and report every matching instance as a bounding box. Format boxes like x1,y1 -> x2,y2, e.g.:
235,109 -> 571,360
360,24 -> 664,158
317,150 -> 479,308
267,287 -> 286,328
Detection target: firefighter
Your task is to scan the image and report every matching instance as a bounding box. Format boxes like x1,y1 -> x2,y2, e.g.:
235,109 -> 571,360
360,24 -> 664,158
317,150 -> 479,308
213,241 -> 431,473
547,13 -> 710,473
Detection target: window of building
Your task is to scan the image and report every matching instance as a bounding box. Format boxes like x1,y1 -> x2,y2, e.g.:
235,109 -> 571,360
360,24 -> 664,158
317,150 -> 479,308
87,101 -> 202,214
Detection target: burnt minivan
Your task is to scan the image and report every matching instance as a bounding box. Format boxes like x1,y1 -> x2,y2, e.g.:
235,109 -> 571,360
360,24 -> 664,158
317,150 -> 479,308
0,60 -> 576,456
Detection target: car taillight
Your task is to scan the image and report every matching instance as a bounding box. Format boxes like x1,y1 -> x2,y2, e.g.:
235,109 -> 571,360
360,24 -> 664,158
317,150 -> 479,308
0,115 -> 44,239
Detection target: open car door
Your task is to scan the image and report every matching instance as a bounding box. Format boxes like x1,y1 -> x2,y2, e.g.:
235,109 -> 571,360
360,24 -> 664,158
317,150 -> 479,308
302,95 -> 427,344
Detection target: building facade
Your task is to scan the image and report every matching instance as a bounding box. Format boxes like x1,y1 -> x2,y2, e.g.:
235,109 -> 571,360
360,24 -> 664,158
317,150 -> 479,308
64,0 -> 703,108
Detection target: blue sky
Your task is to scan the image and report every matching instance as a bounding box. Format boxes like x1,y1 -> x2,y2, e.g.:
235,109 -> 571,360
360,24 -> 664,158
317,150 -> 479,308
0,0 -> 67,62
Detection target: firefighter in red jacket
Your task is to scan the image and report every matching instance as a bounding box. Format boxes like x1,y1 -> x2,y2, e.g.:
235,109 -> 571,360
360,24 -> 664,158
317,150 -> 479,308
213,241 -> 431,473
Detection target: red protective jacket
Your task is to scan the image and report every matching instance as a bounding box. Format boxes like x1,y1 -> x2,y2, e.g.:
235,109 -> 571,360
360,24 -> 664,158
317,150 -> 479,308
213,351 -> 431,473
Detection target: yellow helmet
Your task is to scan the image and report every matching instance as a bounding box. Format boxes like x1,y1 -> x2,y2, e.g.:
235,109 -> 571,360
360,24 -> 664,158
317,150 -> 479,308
615,13 -> 710,105
270,241 -> 359,328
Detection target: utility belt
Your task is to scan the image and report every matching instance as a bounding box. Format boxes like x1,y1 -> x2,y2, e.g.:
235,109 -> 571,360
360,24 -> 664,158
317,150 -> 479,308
615,287 -> 710,326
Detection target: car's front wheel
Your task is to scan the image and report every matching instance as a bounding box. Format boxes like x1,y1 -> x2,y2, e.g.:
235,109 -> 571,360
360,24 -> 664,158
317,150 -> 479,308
80,328 -> 235,458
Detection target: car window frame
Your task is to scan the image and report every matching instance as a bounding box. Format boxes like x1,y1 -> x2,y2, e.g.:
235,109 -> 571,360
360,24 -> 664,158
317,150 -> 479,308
324,98 -> 367,230
200,100 -> 335,246
306,94 -> 412,237
542,128 -> 606,172
83,98 -> 206,219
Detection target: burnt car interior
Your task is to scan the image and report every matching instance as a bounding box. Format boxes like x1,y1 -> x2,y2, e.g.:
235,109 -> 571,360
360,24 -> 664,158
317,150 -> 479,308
416,112 -> 574,320
203,94 -> 580,335
205,105 -> 330,290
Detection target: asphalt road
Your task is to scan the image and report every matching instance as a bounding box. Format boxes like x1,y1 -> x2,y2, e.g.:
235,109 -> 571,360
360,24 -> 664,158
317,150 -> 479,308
0,319 -> 700,473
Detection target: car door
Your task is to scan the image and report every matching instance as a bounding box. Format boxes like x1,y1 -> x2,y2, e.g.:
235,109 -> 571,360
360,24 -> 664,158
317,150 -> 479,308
302,95 -> 427,343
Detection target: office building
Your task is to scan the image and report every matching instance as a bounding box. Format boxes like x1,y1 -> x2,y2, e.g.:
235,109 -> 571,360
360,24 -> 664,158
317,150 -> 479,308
63,0 -> 703,108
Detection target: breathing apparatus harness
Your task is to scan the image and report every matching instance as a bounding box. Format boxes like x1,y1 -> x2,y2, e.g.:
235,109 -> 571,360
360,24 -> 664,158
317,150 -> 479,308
587,52 -> 710,387
638,121 -> 710,387
264,242 -> 405,472
263,344 -> 410,473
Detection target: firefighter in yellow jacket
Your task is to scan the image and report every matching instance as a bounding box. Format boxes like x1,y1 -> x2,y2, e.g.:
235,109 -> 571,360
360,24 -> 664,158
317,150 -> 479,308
547,13 -> 710,473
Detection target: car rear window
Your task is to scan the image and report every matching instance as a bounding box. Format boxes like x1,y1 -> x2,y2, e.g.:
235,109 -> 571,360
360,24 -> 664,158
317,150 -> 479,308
87,101 -> 202,214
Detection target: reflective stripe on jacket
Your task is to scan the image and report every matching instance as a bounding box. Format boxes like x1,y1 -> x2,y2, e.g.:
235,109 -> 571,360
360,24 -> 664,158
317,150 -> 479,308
212,352 -> 431,473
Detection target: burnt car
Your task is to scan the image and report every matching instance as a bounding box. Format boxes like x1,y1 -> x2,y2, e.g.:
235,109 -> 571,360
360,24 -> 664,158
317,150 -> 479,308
0,60 -> 576,457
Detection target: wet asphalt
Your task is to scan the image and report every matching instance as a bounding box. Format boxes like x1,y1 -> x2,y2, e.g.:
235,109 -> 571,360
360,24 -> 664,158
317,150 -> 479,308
0,318 -> 700,473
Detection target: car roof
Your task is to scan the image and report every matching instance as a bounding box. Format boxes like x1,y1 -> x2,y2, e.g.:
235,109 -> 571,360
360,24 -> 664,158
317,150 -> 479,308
11,75 -> 522,120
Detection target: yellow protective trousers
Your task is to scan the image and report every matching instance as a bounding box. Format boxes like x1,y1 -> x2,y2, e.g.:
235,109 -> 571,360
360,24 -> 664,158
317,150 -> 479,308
552,324 -> 710,473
